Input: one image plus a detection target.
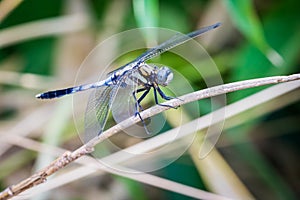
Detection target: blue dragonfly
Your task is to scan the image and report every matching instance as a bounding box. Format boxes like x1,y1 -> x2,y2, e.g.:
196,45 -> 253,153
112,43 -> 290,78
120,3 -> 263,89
36,23 -> 221,136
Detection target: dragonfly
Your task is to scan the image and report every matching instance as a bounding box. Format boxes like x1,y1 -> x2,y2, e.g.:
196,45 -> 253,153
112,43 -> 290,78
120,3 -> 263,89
36,22 -> 221,136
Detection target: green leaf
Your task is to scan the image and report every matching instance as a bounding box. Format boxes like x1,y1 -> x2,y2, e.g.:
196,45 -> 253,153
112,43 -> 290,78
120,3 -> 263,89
224,0 -> 284,67
132,0 -> 160,45
132,0 -> 159,28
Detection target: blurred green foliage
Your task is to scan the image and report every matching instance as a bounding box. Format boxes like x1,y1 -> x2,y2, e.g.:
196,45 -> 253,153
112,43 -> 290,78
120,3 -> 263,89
0,0 -> 299,199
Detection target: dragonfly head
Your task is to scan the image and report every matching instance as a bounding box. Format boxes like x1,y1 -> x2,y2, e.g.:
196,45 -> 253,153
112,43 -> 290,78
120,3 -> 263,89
156,66 -> 173,86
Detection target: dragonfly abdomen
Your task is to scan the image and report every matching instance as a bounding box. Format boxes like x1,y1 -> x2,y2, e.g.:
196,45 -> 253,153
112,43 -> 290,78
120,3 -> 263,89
36,79 -> 109,99
36,87 -> 78,99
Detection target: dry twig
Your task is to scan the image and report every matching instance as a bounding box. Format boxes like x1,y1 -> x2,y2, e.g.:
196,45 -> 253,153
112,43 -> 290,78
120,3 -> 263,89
0,73 -> 299,200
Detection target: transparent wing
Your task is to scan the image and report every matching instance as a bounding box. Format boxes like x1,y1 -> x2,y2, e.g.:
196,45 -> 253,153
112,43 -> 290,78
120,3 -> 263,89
107,23 -> 220,75
110,70 -> 138,126
84,86 -> 118,142
132,22 -> 221,64
84,70 -> 138,142
111,69 -> 165,137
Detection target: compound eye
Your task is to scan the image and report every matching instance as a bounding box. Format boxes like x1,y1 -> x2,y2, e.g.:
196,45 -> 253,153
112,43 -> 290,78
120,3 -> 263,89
157,67 -> 173,86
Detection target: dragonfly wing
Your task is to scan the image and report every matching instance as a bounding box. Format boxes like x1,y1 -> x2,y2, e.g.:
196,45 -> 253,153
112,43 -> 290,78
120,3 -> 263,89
111,69 -> 166,136
106,23 -> 220,76
110,70 -> 138,125
110,69 -> 155,137
133,22 -> 221,64
84,86 -> 118,142
84,70 -> 140,141
84,69 -> 140,141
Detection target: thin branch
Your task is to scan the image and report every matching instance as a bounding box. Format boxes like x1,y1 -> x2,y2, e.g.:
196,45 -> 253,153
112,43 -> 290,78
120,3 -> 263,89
27,78 -> 298,199
2,78 -> 298,199
0,14 -> 89,48
0,73 -> 299,199
24,163 -> 232,200
4,135 -> 232,200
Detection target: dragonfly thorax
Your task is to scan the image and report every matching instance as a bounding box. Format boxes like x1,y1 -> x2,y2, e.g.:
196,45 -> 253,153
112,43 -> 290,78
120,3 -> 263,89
156,66 -> 173,86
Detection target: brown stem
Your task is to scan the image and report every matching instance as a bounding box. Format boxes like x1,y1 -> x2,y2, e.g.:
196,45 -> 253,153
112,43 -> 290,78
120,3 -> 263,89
0,73 -> 299,200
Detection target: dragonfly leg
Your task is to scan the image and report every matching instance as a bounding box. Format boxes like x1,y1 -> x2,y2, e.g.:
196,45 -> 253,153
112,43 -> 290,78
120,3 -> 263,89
133,87 -> 150,114
133,88 -> 151,134
156,86 -> 177,100
137,88 -> 151,104
153,86 -> 177,109
157,86 -> 182,106
134,111 -> 151,134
